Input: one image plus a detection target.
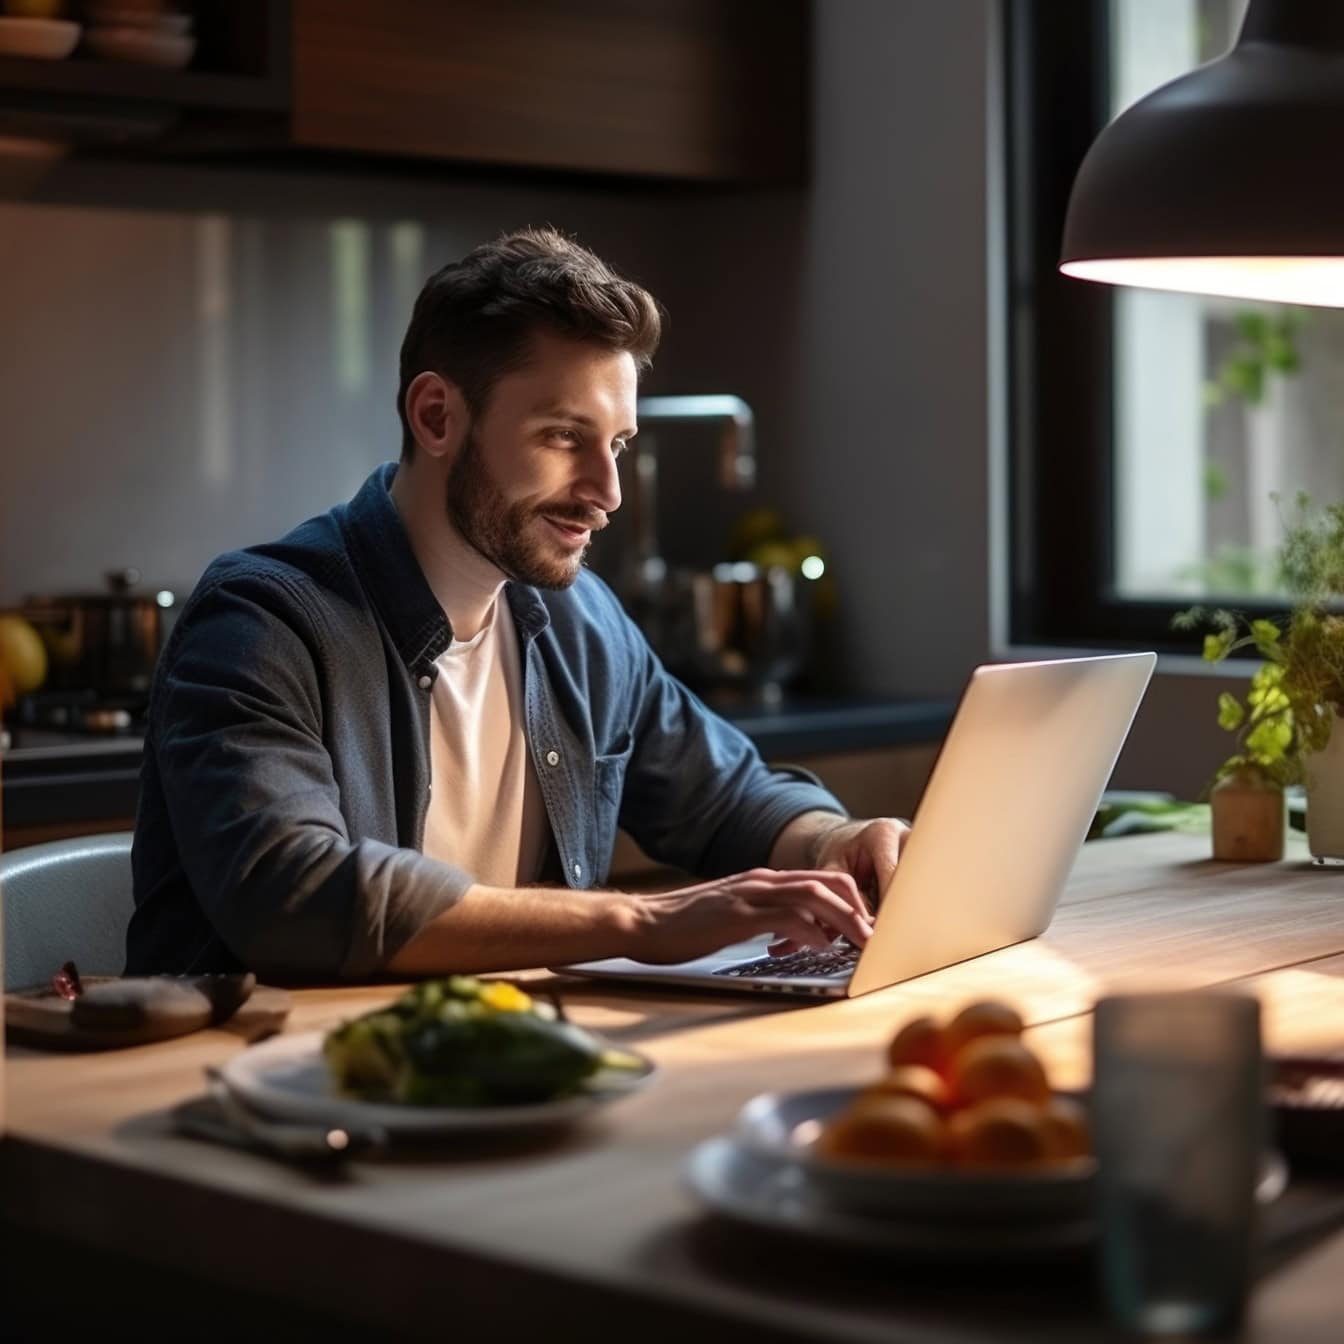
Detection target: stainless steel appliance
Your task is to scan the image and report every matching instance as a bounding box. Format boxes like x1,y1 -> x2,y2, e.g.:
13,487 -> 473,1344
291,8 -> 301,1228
15,568 -> 176,732
616,395 -> 814,700
660,562 -> 818,705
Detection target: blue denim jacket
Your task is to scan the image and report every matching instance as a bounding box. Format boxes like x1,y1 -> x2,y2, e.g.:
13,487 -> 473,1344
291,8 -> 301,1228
126,463 -> 844,981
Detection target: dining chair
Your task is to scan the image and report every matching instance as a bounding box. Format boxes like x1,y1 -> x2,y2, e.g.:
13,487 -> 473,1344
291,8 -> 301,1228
1,832 -> 135,991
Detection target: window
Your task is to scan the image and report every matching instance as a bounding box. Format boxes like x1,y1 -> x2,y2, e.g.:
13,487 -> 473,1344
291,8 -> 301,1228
1006,0 -> 1344,651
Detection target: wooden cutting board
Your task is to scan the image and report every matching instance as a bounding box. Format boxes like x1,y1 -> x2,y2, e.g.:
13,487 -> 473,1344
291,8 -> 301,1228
4,975 -> 292,1051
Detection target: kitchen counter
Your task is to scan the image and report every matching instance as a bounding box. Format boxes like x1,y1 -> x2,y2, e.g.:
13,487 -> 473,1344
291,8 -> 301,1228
0,697 -> 955,847
2,726 -> 145,844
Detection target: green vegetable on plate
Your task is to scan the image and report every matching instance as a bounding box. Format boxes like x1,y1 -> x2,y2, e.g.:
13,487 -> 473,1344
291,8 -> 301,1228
323,976 -> 643,1106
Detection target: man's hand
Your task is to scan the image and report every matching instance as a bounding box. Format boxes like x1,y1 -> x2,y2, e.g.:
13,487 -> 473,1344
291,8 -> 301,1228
625,867 -> 874,966
771,811 -> 912,912
812,817 -> 912,908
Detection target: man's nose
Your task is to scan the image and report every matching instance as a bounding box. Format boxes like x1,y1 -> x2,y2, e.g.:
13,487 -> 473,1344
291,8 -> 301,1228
578,444 -> 622,516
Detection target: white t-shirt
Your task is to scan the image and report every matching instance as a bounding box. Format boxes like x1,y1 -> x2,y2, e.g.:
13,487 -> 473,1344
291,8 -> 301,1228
415,528 -> 548,888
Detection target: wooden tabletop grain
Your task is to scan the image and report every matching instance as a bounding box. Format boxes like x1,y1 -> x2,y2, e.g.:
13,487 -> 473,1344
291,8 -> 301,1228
4,831 -> 1343,1341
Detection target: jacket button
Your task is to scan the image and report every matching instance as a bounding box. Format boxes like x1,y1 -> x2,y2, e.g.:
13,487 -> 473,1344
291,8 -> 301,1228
545,749 -> 560,767
573,861 -> 582,879
417,674 -> 432,690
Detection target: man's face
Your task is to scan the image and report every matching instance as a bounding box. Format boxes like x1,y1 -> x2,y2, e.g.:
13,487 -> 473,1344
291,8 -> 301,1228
446,332 -> 637,589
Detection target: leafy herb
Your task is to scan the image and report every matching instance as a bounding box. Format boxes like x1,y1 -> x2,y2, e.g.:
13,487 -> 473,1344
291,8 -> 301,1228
1176,494 -> 1344,787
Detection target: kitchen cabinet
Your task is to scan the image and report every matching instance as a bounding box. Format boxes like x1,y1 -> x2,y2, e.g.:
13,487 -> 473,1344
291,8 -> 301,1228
0,2 -> 289,147
0,0 -> 807,184
291,0 -> 807,183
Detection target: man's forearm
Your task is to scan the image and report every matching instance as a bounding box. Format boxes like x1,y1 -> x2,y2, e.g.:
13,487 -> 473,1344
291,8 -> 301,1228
769,809 -> 847,870
384,882 -> 640,976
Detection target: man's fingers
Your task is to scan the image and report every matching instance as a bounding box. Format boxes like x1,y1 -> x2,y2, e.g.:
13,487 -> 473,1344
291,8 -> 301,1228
757,910 -> 833,952
793,871 -> 872,939
745,877 -> 871,946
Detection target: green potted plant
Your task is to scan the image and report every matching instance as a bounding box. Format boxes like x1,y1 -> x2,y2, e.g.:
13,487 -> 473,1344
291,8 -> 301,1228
1178,495 -> 1344,863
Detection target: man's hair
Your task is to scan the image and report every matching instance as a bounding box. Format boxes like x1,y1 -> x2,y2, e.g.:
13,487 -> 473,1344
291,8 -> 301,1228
397,227 -> 663,458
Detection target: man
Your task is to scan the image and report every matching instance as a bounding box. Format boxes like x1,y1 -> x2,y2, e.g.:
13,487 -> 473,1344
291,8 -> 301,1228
127,228 -> 907,982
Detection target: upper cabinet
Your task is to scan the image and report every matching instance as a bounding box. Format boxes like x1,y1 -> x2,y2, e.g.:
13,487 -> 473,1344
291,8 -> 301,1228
0,0 -> 808,185
291,0 -> 808,183
0,2 -> 289,146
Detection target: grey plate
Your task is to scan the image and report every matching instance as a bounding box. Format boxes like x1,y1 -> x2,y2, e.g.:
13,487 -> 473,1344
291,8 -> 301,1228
735,1086 -> 1095,1223
685,1136 -> 1097,1261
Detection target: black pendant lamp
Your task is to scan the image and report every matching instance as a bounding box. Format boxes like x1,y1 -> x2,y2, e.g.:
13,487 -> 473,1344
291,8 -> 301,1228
1060,0 -> 1344,307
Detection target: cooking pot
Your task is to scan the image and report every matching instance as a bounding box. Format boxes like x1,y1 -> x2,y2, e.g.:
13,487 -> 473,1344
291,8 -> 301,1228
23,568 -> 176,698
651,562 -> 816,703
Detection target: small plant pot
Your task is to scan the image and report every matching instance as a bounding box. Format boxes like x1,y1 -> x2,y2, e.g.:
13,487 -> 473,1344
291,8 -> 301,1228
1305,710 -> 1344,864
1211,770 -> 1285,863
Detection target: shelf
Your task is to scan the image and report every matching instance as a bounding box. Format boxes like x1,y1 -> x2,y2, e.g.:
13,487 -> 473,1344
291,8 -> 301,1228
0,53 -> 287,112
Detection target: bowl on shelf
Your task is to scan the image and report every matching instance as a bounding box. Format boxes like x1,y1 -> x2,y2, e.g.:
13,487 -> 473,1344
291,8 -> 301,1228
82,25 -> 194,68
0,17 -> 81,59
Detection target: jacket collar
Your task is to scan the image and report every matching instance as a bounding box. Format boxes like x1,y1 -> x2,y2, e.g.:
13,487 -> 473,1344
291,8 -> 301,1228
340,463 -> 549,674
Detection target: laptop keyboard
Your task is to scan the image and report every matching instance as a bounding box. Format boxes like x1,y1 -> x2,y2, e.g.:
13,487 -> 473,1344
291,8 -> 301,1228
713,943 -> 861,980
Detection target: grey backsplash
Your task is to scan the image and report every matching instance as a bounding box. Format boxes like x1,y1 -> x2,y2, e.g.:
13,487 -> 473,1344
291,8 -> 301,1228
0,163 -> 746,607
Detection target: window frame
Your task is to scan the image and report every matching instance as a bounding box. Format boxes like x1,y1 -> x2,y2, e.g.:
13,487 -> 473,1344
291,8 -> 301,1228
1003,0 -> 1287,655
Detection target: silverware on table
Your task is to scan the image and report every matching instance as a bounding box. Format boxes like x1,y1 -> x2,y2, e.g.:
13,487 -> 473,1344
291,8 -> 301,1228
171,1066 -> 387,1164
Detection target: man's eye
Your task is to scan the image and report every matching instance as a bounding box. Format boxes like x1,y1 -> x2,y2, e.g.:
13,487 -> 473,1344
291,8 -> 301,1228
612,439 -> 629,459
549,429 -> 581,446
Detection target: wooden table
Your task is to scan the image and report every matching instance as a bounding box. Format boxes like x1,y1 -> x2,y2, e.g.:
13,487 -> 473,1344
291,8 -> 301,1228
4,832 -> 1344,1341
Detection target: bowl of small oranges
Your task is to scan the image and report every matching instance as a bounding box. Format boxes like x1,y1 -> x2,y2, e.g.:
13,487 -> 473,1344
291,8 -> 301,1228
736,1000 -> 1095,1222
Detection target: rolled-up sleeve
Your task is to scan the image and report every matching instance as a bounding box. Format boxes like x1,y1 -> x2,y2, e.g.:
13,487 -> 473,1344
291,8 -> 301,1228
153,577 -> 468,980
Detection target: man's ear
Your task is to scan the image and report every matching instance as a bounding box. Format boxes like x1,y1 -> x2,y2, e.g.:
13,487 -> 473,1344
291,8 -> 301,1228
404,371 -> 469,462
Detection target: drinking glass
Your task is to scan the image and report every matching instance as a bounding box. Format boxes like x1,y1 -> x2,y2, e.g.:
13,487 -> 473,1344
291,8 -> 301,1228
1092,992 -> 1264,1337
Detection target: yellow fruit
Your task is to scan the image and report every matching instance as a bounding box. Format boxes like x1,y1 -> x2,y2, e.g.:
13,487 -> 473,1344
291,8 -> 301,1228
949,1035 -> 1051,1108
886,1014 -> 949,1076
0,658 -> 15,712
816,1094 -> 944,1167
1040,1096 -> 1091,1161
943,999 -> 1024,1058
863,1064 -> 952,1112
946,1098 -> 1053,1167
0,615 -> 47,695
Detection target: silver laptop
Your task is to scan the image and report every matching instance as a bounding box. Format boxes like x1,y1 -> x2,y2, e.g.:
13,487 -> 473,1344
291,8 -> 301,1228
559,652 -> 1156,998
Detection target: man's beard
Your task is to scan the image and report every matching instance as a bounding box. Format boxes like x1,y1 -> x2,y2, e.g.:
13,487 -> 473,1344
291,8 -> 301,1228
446,430 -> 601,589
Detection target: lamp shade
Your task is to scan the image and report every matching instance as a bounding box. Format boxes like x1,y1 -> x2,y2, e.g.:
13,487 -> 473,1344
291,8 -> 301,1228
1059,0 -> 1344,306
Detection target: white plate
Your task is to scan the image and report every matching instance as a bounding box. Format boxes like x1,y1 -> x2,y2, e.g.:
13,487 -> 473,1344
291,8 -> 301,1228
0,17 -> 80,59
735,1086 -> 1095,1223
217,1028 -> 656,1136
685,1136 -> 1096,1261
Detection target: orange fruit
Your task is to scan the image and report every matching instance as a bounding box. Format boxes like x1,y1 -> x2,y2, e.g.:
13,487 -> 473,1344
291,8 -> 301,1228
862,1064 -> 952,1112
886,1014 -> 949,1075
946,1097 -> 1053,1167
1040,1096 -> 1091,1161
949,1035 -> 1051,1107
816,1094 -> 944,1167
943,999 -> 1024,1058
